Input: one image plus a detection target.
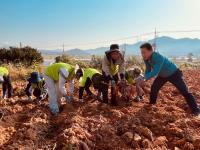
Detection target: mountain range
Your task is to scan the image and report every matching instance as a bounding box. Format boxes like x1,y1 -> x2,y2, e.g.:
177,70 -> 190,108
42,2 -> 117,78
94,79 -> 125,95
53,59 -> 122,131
40,36 -> 200,57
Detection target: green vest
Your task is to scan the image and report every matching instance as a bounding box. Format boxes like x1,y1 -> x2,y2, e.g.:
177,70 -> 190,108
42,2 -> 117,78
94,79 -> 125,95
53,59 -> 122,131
45,63 -> 75,81
0,67 -> 9,76
79,68 -> 101,87
110,63 -> 119,76
126,74 -> 135,85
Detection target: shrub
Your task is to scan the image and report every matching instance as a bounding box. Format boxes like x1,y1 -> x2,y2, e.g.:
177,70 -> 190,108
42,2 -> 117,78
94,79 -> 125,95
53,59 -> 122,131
90,55 -> 102,69
0,46 -> 43,66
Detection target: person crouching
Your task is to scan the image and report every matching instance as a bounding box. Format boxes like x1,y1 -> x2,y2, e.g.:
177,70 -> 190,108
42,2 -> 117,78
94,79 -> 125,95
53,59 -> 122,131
76,68 -> 102,102
25,72 -> 47,104
125,67 -> 145,102
44,63 -> 76,115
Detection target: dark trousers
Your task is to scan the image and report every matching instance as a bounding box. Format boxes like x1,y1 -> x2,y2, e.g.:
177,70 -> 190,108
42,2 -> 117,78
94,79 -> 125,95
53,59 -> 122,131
101,71 -> 119,103
25,83 -> 47,99
150,69 -> 200,114
2,75 -> 13,98
78,74 -> 102,99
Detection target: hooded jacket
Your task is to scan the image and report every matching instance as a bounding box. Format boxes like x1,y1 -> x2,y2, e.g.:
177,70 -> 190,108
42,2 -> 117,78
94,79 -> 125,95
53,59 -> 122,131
102,50 -> 125,77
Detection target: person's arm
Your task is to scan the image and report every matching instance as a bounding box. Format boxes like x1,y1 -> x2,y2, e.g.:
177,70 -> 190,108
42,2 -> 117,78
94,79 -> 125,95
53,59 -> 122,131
79,87 -> 84,99
25,82 -> 32,97
119,59 -> 125,80
144,60 -> 151,74
102,55 -> 111,77
58,68 -> 69,96
68,79 -> 74,95
144,53 -> 165,80
78,74 -> 87,99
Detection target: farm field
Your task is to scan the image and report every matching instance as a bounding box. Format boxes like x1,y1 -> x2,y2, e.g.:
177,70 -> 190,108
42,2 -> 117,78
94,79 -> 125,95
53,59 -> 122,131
0,70 -> 200,150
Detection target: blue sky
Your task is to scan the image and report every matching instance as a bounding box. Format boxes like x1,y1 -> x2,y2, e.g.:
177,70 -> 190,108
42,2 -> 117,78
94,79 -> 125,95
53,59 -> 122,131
0,0 -> 200,49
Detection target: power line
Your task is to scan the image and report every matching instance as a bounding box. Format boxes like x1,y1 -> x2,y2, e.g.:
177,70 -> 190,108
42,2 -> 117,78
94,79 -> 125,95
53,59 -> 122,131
61,29 -> 200,47
13,29 -> 200,49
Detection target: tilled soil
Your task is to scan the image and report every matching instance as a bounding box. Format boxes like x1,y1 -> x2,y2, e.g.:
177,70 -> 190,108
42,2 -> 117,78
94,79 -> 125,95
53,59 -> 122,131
0,70 -> 200,150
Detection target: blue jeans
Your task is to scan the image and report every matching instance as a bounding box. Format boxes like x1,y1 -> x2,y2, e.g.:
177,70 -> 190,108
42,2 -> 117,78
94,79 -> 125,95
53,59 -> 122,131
150,69 -> 200,114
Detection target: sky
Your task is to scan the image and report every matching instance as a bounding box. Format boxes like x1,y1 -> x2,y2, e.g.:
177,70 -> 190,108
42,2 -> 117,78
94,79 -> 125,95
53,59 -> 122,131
0,0 -> 200,50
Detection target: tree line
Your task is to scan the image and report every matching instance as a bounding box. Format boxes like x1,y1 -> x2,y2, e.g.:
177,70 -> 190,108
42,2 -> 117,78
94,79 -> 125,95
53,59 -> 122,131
0,46 -> 43,66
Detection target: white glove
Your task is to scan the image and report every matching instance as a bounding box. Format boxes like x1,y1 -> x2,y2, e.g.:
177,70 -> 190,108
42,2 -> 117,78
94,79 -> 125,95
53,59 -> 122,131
65,95 -> 72,103
135,75 -> 145,84
28,96 -> 32,101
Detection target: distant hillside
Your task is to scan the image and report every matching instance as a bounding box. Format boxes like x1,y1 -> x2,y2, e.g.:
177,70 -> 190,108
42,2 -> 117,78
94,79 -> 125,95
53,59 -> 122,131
85,36 -> 200,56
65,48 -> 90,56
40,36 -> 200,57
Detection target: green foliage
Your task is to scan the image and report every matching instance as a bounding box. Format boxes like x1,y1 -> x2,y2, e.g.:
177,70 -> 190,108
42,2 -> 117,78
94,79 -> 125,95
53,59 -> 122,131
187,53 -> 193,62
90,55 -> 102,69
0,46 -> 43,66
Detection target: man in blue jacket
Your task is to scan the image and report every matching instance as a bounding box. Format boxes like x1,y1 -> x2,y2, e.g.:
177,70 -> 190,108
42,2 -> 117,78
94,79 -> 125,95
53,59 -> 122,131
138,43 -> 200,117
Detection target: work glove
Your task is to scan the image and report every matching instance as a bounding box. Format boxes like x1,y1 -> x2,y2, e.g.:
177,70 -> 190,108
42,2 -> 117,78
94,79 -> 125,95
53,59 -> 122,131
28,96 -> 32,101
134,96 -> 143,102
111,80 -> 116,87
65,95 -> 72,103
135,75 -> 145,84
51,108 -> 59,116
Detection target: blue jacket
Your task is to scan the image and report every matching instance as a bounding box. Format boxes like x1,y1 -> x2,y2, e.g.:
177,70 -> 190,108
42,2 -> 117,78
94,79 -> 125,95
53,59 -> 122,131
144,52 -> 177,80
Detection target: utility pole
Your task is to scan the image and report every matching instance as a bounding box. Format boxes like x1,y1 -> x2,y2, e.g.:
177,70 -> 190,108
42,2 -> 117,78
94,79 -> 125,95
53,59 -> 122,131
124,43 -> 126,52
62,44 -> 65,54
20,42 -> 22,48
152,28 -> 157,51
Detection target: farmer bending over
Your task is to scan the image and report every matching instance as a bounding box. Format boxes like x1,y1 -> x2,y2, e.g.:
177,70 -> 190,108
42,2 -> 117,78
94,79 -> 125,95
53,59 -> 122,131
76,68 -> 102,102
139,43 -> 200,117
25,72 -> 48,104
44,63 -> 76,115
0,67 -> 13,99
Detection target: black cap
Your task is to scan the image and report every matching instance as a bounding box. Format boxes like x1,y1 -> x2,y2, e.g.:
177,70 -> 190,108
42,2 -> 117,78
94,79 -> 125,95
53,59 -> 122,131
110,44 -> 119,50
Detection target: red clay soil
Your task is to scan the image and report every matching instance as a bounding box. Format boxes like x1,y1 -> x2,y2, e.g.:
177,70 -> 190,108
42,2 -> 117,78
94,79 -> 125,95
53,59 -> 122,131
0,70 -> 200,150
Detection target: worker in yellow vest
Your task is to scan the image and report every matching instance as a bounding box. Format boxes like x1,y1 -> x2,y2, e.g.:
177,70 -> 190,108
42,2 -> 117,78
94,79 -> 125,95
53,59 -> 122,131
44,63 -> 76,115
76,68 -> 102,102
102,44 -> 125,105
0,67 -> 13,99
125,67 -> 145,102
25,72 -> 48,104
